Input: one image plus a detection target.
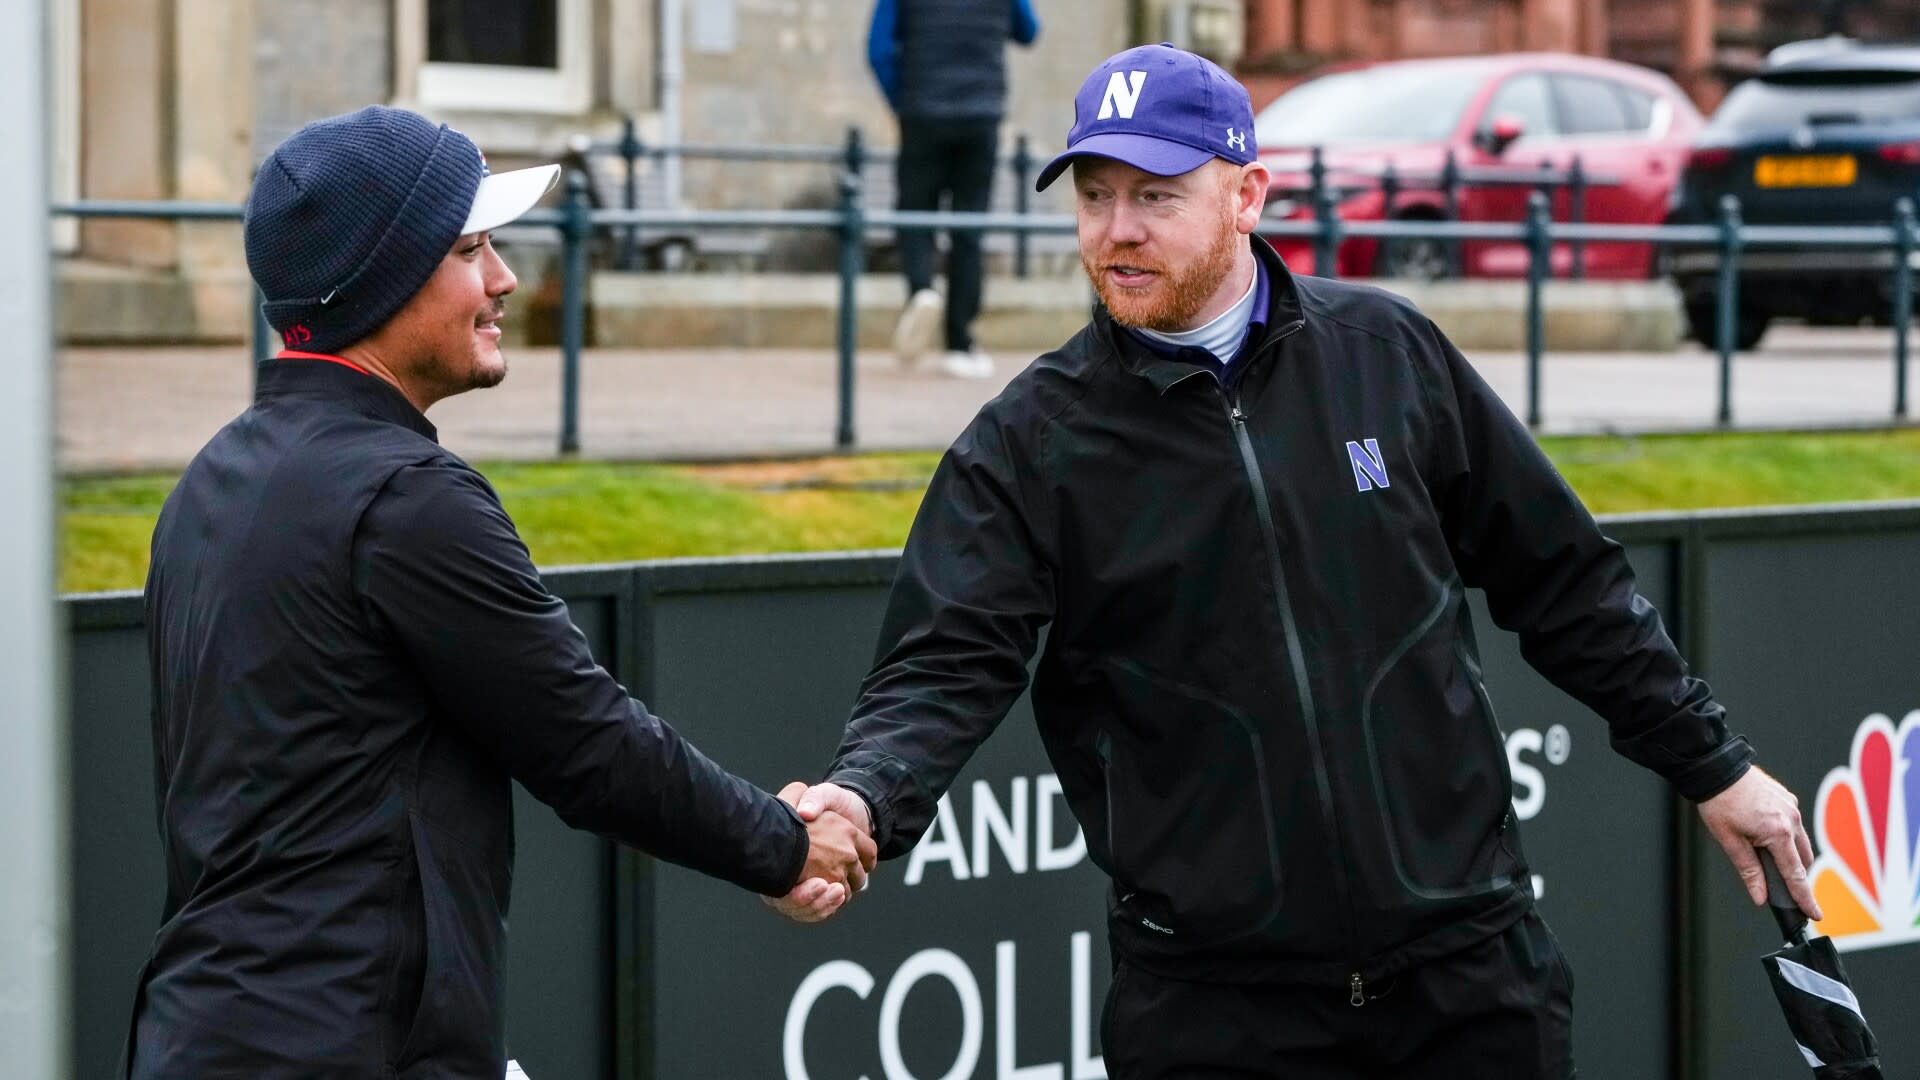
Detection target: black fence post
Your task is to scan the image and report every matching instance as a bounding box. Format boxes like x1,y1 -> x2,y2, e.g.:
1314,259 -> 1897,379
1310,146 -> 1339,278
560,168 -> 590,456
1379,161 -> 1400,276
619,115 -> 641,271
1568,154 -> 1587,281
1526,190 -> 1550,428
836,126 -> 867,449
1441,148 -> 1462,277
1714,194 -> 1744,427
1535,160 -> 1557,280
1894,197 -> 1914,420
1013,134 -> 1033,279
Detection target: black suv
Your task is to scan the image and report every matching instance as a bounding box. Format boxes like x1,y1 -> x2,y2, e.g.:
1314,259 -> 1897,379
1666,39 -> 1920,349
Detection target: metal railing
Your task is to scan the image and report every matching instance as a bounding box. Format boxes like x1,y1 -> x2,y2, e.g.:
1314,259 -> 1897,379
51,168 -> 1920,455
575,121 -> 1052,276
1270,145 -> 1616,280
55,199 -> 277,374
572,123 -> 1612,280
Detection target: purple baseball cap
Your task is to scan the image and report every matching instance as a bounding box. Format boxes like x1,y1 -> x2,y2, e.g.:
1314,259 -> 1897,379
1036,42 -> 1258,192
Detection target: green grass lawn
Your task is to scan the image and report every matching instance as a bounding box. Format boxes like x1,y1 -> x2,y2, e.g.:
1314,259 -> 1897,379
59,430 -> 1920,595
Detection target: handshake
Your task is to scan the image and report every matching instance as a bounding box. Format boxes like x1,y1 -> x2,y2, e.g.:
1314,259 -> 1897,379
768,781 -> 878,924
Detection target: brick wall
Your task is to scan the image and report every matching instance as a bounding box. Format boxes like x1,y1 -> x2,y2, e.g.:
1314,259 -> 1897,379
1241,0 -> 1920,114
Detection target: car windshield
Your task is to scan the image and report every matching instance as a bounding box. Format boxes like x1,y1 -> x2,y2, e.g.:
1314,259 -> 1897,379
1254,65 -> 1484,147
1708,72 -> 1920,133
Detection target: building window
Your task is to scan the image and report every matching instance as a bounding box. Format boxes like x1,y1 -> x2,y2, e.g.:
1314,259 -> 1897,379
429,0 -> 558,68
400,0 -> 590,114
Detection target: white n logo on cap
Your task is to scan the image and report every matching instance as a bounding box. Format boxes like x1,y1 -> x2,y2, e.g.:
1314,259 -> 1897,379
1098,71 -> 1148,121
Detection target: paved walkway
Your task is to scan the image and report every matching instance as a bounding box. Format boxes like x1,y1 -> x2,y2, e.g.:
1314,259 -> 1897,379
59,326 -> 1917,472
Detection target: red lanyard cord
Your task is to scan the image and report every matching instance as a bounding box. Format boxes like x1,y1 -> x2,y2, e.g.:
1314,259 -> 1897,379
276,350 -> 373,376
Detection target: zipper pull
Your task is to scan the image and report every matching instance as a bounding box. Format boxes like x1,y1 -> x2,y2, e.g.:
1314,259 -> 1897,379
1349,972 -> 1365,1007
1229,404 -> 1248,425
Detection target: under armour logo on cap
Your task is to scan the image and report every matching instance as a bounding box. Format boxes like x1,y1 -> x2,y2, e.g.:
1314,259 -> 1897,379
1036,42 -> 1258,191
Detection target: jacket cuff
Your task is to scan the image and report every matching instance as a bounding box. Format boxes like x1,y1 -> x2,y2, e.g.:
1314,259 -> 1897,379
759,799 -> 813,898
825,770 -> 894,854
1668,735 -> 1755,802
829,750 -> 932,858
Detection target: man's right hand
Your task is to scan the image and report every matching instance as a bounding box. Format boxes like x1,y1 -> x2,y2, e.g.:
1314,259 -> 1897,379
767,782 -> 877,923
793,781 -> 873,835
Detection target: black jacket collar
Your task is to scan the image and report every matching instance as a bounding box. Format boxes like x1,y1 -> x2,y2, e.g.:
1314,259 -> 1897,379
1097,235 -> 1306,395
255,357 -> 439,443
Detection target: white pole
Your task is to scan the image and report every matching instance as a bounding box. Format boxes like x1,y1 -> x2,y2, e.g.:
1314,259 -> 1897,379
658,0 -> 685,211
0,0 -> 70,1072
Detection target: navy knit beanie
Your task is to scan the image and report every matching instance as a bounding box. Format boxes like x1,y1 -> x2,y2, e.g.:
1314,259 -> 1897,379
244,106 -> 487,354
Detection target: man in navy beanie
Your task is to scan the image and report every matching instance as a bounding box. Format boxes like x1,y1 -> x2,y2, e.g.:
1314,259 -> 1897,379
129,106 -> 875,1078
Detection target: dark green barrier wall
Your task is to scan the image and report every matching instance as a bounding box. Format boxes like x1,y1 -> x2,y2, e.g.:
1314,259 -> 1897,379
634,558 -> 1111,1080
63,506 -> 1920,1079
68,598 -> 159,1080
1671,520 -> 1920,1080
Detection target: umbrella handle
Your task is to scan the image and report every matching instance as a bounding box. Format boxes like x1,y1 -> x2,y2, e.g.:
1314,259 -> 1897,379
1759,847 -> 1810,945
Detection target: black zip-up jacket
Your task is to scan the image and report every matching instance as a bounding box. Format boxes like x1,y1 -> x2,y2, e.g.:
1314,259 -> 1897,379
826,238 -> 1752,989
133,359 -> 807,1078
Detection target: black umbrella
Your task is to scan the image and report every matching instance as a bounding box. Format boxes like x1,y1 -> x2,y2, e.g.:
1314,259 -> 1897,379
1757,850 -> 1885,1080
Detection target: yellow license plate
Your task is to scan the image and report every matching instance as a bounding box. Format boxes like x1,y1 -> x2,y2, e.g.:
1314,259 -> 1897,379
1754,154 -> 1857,188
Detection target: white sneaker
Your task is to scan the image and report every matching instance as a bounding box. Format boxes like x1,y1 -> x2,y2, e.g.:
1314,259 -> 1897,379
893,288 -> 944,369
939,348 -> 996,380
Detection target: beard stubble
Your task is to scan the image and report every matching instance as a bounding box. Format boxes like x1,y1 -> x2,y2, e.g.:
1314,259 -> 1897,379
1083,199 -> 1242,332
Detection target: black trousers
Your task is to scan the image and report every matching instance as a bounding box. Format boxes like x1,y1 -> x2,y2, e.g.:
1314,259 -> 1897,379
1102,912 -> 1576,1079
895,116 -> 998,352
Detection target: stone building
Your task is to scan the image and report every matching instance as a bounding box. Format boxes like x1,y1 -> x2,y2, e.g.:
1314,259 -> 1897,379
58,0 -> 1148,342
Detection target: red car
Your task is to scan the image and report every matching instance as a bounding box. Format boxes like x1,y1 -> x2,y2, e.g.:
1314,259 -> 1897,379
1255,53 -> 1704,279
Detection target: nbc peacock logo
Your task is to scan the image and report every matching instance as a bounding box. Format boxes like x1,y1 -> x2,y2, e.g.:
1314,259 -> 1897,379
1808,711 -> 1920,952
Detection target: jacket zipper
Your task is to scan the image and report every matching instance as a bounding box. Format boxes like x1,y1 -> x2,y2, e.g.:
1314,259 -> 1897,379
1457,645 -> 1518,815
1215,318 -> 1361,995
1463,650 -> 1522,879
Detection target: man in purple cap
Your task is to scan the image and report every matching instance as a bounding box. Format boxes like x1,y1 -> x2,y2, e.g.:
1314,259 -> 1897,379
774,44 -> 1816,1077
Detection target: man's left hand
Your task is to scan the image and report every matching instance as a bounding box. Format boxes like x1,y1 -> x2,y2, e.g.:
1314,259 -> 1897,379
1696,765 -> 1823,922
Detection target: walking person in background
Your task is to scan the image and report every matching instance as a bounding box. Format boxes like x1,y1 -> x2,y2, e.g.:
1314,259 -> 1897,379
868,0 -> 1039,379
